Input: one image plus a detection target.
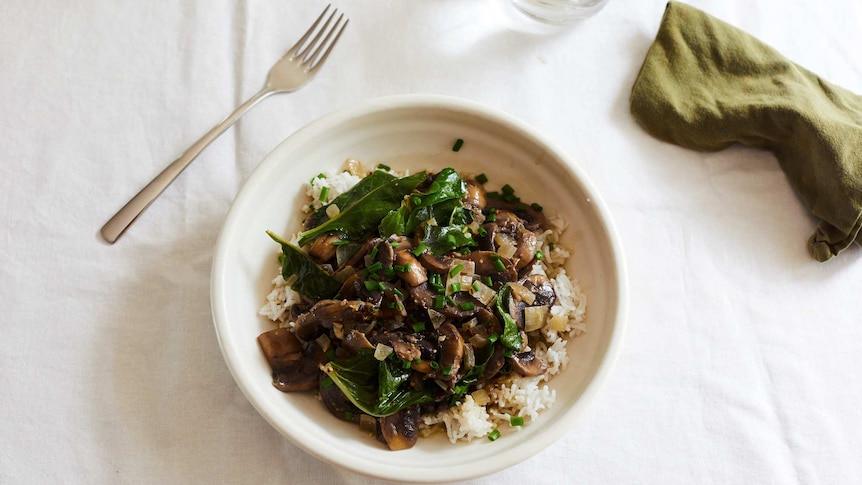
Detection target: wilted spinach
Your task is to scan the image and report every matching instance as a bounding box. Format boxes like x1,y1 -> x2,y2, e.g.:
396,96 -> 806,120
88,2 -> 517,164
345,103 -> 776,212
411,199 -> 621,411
496,285 -> 523,352
323,349 -> 435,417
421,224 -> 477,255
267,231 -> 341,301
299,170 -> 426,246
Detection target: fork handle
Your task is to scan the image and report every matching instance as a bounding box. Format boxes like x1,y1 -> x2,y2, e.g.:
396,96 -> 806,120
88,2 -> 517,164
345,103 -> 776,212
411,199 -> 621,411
100,88 -> 273,243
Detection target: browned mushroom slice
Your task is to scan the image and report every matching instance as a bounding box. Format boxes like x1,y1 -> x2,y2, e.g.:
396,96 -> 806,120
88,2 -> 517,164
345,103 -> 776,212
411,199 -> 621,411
437,323 -> 464,384
379,404 -> 420,451
272,356 -> 320,392
439,293 -> 482,319
375,332 -> 422,362
418,252 -> 452,275
257,328 -> 303,371
478,222 -> 498,251
319,375 -> 362,423
294,299 -> 374,341
522,274 -> 556,307
480,344 -> 506,384
307,233 -> 340,262
486,198 -> 548,230
394,249 -> 427,286
371,238 -> 396,270
342,329 -> 375,354
512,226 -> 538,270
464,179 -> 487,210
408,282 -> 436,309
510,351 -> 547,377
462,251 -> 517,289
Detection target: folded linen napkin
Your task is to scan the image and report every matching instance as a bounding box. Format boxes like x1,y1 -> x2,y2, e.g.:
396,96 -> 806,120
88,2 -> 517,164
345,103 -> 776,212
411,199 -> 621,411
630,1 -> 862,261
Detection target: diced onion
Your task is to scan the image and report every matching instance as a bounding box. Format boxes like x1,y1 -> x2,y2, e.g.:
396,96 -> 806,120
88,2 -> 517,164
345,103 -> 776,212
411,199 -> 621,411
497,241 -> 517,259
524,306 -> 549,332
469,334 -> 489,349
315,334 -> 332,352
326,204 -> 340,218
427,309 -> 446,329
374,343 -> 393,361
332,323 -> 344,339
471,388 -> 490,406
550,314 -> 568,332
359,414 -> 376,435
451,259 -> 476,276
508,282 -> 536,305
462,342 -> 476,371
470,280 -> 496,306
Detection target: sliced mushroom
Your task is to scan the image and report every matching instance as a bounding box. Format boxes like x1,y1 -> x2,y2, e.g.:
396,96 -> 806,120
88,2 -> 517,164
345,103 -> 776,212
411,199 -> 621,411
294,299 -> 374,341
487,199 -> 548,231
375,332 -> 422,362
437,323 -> 464,384
319,376 -> 362,423
257,328 -> 303,371
478,222 -> 498,252
371,238 -> 396,270
462,251 -> 517,289
512,226 -> 538,270
379,404 -> 420,451
307,233 -> 340,262
342,329 -> 374,354
464,179 -> 487,210
418,252 -> 452,275
522,274 -> 556,307
510,351 -> 547,377
480,344 -> 506,384
272,357 -> 320,392
394,249 -> 427,286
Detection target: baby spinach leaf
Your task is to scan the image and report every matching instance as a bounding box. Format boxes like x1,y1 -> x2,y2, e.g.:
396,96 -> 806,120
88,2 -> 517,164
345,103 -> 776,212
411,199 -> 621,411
299,171 -> 427,246
413,167 -> 465,208
421,224 -> 478,255
267,231 -> 341,301
496,285 -> 523,352
323,349 -> 434,417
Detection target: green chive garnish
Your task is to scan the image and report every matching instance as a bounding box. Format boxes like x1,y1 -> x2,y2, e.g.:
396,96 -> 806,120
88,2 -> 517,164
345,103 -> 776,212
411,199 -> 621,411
364,280 -> 378,291
413,243 -> 427,256
384,266 -> 396,278
449,264 -> 463,277
459,301 -> 475,311
370,246 -> 379,259
450,282 -> 461,293
535,250 -> 544,261
377,163 -> 391,171
475,173 -> 488,184
331,240 -> 350,247
510,416 -> 524,427
452,138 -> 464,152
430,361 -> 439,370
392,287 -> 404,298
477,226 -> 488,237
485,276 -> 493,287
530,202 -> 543,212
433,296 -> 445,309
492,258 -> 506,272
488,430 -> 501,441
488,333 -> 499,343
412,321 -> 425,332
319,186 -> 329,202
472,281 -> 481,292
501,184 -> 514,195
442,365 -> 452,376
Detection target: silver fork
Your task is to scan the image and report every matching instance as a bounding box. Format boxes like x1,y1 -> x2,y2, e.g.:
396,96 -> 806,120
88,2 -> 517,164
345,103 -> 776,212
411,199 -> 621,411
100,5 -> 348,244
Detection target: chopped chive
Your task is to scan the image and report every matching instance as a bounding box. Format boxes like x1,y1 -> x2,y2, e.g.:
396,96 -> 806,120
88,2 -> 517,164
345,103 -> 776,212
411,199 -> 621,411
486,208 -> 496,222
392,287 -> 404,298
492,258 -> 506,272
459,301 -> 475,311
364,280 -> 378,291
345,411 -> 353,421
502,193 -> 520,203
310,173 -> 325,184
477,226 -> 488,237
402,360 -> 412,369
390,241 -> 399,247
488,429 -> 501,441
485,276 -> 493,287
384,266 -> 396,278
501,184 -> 515,195
369,273 -> 381,281
517,203 -> 528,211
449,264 -> 464,277
413,243 -> 427,256
449,282 -> 461,293
535,250 -> 544,261
430,361 -> 439,370
318,186 -> 330,202
475,173 -> 488,184
370,246 -> 379,260
366,261 -> 383,274
548,243 -> 555,251
403,262 -> 412,272
530,202 -> 543,212
433,296 -> 445,309
412,321 -> 426,332
454,384 -> 468,395
488,333 -> 499,343
377,281 -> 387,291
394,264 -> 405,273
452,138 -> 464,152
510,416 -> 524,427
377,163 -> 391,171
445,296 -> 456,306
472,281 -> 481,292
331,240 -> 351,247
442,365 -> 452,376
388,302 -> 396,309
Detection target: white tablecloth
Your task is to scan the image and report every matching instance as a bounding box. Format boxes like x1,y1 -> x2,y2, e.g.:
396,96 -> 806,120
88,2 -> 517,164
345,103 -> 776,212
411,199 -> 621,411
2,1 -> 861,483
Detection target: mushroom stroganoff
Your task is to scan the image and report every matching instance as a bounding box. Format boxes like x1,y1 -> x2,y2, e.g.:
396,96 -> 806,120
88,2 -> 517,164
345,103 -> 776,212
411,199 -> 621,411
258,160 -> 586,450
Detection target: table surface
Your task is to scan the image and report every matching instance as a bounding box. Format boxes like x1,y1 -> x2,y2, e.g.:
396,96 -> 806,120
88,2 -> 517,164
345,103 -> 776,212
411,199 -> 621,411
2,1 -> 861,483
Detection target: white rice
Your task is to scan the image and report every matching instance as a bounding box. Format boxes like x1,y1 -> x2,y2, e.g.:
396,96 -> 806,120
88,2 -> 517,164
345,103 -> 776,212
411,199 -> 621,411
259,161 -> 588,443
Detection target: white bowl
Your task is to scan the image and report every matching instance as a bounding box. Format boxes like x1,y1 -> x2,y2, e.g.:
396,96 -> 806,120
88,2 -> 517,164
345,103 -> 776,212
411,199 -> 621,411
211,94 -> 627,482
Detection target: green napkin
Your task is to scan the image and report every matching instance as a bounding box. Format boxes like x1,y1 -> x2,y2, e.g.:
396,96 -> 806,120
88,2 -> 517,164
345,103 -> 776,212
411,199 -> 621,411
630,1 -> 862,262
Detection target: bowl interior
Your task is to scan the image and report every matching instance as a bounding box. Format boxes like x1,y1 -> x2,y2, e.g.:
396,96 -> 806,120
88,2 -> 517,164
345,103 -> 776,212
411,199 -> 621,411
211,96 -> 626,482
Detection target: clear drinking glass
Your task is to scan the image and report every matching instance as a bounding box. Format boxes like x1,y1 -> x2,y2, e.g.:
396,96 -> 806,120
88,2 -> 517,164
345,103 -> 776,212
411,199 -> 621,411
512,0 -> 610,23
